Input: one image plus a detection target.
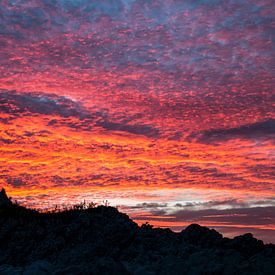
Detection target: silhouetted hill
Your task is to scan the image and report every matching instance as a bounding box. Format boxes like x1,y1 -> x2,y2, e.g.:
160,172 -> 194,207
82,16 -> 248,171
0,189 -> 274,275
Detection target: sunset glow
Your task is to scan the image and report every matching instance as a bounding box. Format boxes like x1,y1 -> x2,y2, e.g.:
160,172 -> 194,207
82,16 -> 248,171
0,0 -> 274,242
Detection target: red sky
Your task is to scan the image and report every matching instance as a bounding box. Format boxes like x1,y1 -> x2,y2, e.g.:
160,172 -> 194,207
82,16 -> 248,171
0,0 -> 274,242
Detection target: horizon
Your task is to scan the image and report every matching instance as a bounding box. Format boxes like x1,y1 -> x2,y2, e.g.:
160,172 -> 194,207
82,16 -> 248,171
0,0 -> 274,243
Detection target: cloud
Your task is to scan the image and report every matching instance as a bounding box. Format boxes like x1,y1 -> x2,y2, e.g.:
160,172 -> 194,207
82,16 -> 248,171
190,119 -> 275,143
96,120 -> 159,137
0,90 -> 88,119
172,206 -> 275,226
0,0 -> 274,243
131,203 -> 275,229
0,90 -> 159,137
6,177 -> 27,188
130,202 -> 168,210
174,198 -> 249,209
0,138 -> 14,144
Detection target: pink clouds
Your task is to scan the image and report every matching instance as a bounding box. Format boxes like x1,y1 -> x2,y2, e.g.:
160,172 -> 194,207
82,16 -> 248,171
0,0 -> 274,242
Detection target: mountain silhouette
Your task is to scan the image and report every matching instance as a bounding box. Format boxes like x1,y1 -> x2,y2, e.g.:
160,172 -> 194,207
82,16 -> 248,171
0,189 -> 274,274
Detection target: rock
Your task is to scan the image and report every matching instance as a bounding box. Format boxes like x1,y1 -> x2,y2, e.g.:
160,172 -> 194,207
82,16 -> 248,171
0,265 -> 22,275
91,257 -> 129,275
157,255 -> 186,275
0,188 -> 12,208
23,260 -> 53,275
180,224 -> 223,246
0,189 -> 274,274
229,233 -> 265,256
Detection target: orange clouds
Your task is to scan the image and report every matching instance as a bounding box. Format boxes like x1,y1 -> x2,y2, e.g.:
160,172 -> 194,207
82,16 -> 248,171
0,0 -> 274,242
1,104 -> 274,198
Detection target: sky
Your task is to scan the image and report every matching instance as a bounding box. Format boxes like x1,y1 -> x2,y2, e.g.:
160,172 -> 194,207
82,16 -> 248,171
0,0 -> 274,242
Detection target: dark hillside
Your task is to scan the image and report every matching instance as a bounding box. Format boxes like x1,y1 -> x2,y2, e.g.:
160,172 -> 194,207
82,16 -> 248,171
0,189 -> 274,275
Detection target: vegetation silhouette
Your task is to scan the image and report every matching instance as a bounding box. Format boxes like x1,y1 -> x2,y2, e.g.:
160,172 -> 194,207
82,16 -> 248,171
0,188 -> 274,274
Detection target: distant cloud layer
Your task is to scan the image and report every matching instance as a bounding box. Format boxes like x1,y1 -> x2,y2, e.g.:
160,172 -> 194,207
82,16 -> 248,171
190,119 -> 275,143
0,0 -> 274,242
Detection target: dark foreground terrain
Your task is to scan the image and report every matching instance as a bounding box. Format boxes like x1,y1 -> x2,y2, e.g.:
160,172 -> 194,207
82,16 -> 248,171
0,189 -> 274,275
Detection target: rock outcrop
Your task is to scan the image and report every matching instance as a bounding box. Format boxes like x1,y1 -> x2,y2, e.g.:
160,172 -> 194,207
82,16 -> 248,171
0,188 -> 12,207
0,191 -> 274,274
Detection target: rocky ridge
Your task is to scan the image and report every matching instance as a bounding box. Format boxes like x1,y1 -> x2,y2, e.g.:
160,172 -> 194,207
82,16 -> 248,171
0,189 -> 274,275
